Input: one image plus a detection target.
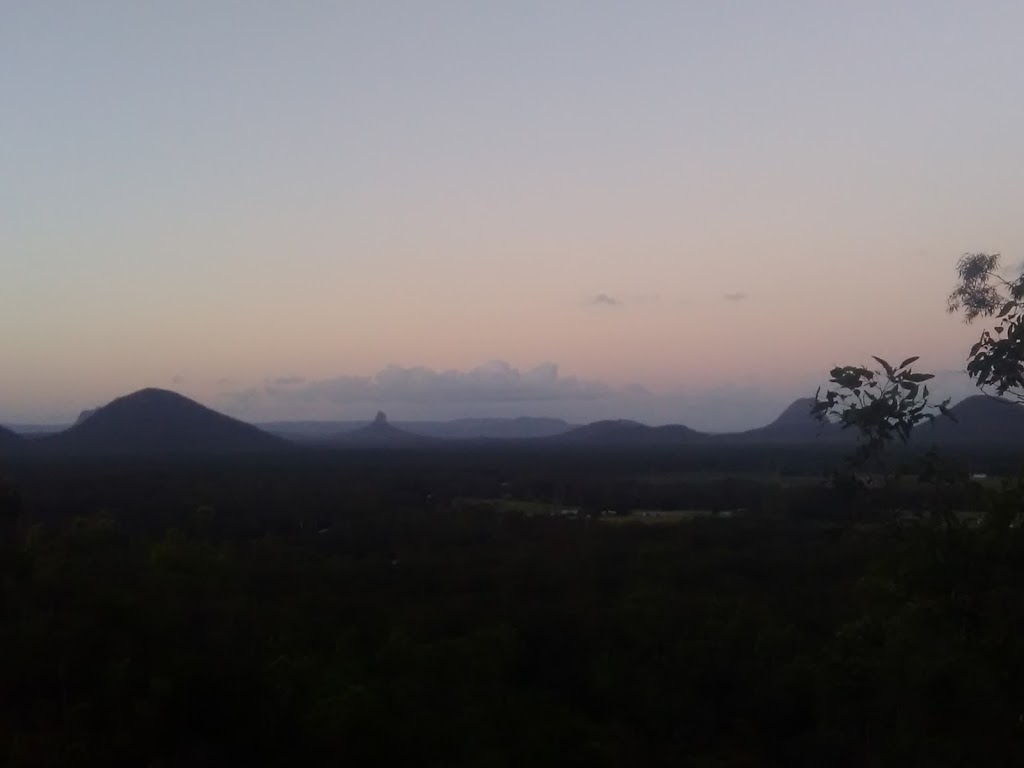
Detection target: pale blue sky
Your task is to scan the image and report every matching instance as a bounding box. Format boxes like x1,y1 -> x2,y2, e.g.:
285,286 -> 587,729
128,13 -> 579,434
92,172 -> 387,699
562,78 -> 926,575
2,2 -> 1021,426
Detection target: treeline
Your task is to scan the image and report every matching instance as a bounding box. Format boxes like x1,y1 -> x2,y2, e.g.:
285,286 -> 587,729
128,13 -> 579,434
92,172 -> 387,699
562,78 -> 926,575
1,441 -> 1010,531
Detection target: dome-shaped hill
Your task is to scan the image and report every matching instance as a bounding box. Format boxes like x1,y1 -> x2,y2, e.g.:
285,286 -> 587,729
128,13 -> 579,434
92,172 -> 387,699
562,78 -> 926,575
41,388 -> 286,456
915,395 -> 1024,445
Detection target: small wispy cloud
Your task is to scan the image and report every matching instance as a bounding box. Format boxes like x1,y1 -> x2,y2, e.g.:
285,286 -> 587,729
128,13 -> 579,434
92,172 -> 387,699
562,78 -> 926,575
586,293 -> 622,307
723,292 -> 749,302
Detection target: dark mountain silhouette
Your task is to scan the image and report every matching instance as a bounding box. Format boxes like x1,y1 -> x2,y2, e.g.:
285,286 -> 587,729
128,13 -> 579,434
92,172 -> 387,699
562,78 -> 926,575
914,395 -> 1024,445
259,416 -> 576,441
19,390 -> 1024,454
39,388 -> 286,456
722,398 -> 847,443
332,411 -> 434,446
557,419 -> 706,445
0,425 -> 25,454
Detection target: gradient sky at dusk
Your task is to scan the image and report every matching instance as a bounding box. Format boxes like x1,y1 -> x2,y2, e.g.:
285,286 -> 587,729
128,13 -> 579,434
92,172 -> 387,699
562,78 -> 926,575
3,2 -> 1021,428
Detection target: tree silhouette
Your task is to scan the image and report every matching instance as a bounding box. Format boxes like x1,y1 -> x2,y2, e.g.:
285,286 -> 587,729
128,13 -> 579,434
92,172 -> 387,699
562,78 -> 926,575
811,356 -> 950,470
948,252 -> 1024,403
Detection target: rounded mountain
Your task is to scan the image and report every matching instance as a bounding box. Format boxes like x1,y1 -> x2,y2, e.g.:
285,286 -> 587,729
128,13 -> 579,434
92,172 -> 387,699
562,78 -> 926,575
42,388 -> 286,456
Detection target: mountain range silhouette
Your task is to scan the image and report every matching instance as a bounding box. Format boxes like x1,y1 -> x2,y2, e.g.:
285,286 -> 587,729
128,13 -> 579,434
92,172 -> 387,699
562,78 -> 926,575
1,389 -> 1022,456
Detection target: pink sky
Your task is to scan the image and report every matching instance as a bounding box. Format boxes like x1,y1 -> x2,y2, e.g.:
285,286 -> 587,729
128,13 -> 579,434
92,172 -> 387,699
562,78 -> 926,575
1,2 -> 1020,427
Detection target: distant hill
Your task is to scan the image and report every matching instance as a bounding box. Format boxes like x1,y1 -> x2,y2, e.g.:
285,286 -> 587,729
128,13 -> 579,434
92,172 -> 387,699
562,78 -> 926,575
914,395 -> 1024,445
722,398 -> 847,443
331,412 -> 434,447
39,388 -> 286,456
557,419 -> 706,445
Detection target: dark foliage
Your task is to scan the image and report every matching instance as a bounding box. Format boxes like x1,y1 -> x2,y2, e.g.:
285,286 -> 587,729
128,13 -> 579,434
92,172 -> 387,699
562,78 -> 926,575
949,252 -> 1024,402
812,357 -> 952,468
4,254 -> 1024,765
1,447 -> 1024,765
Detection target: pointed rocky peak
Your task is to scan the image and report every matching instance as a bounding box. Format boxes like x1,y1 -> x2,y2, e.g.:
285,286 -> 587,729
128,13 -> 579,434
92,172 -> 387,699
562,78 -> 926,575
340,410 -> 431,445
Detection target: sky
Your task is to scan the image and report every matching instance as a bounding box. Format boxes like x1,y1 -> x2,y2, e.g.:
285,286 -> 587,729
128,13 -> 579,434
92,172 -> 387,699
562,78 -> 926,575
2,1 -> 1022,429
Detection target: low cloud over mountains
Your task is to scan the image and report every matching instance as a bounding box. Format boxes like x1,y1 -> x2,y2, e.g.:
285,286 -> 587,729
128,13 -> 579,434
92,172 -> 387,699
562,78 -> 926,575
215,362 -> 986,431
224,362 -> 617,418
219,361 -> 795,429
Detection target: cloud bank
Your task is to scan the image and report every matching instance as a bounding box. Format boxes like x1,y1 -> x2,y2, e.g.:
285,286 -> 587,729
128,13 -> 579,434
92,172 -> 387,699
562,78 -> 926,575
219,361 -> 811,430
224,361 -> 615,414
218,363 -> 984,431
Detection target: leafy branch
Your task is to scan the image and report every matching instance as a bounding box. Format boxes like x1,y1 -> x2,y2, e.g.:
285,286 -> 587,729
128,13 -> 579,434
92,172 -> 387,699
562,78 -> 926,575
811,356 -> 953,469
948,252 -> 1024,403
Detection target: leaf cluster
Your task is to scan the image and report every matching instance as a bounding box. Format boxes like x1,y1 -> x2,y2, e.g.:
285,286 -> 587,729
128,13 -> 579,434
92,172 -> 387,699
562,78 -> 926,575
811,356 -> 952,466
949,252 -> 1024,402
